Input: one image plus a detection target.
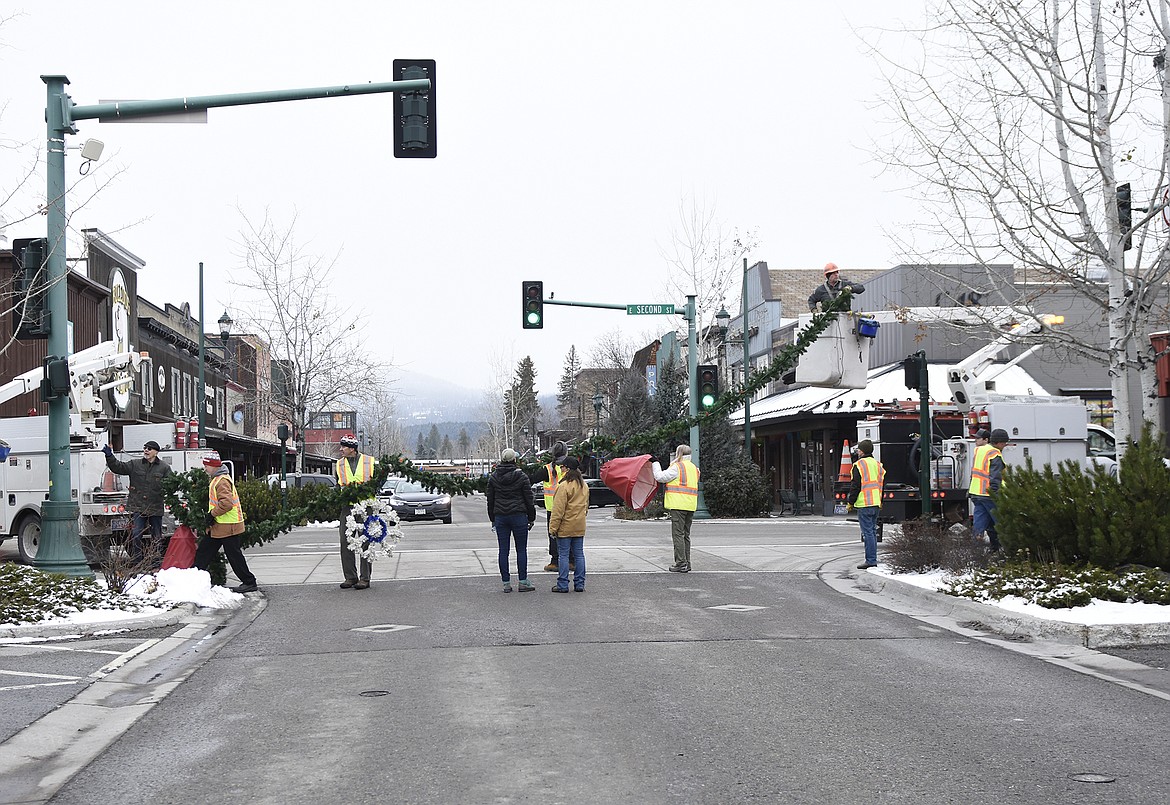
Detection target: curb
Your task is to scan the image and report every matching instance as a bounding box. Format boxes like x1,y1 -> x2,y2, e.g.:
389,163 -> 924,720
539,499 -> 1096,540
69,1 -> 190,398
841,562 -> 1170,649
0,602 -> 201,641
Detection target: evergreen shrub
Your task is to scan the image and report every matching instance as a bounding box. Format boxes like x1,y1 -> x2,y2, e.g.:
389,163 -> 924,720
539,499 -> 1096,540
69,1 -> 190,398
703,458 -> 772,518
996,425 -> 1170,570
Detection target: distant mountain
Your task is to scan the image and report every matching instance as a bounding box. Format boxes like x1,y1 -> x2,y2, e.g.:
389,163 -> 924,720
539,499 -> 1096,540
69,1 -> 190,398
392,370 -> 483,423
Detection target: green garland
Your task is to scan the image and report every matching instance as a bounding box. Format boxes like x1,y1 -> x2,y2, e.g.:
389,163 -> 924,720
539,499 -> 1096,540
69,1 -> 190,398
163,291 -> 858,562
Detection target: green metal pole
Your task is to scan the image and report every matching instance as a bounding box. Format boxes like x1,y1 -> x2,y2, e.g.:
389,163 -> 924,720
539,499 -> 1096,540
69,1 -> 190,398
197,262 -> 205,450
917,350 -> 932,518
742,257 -> 752,455
687,295 -> 711,519
36,75 -> 90,576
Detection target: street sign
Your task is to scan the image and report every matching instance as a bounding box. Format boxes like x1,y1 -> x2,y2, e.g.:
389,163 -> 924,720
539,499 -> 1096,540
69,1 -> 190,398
626,304 -> 675,315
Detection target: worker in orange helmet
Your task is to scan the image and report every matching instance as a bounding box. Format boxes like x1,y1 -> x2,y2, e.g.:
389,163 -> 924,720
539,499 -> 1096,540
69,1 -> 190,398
808,262 -> 865,312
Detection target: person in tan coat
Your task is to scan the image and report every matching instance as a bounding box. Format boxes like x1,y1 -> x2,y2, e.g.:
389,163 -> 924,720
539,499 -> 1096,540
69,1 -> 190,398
548,456 -> 589,593
193,451 -> 258,593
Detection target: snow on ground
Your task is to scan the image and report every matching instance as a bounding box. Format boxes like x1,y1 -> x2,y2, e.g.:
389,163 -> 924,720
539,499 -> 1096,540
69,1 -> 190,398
868,566 -> 1170,625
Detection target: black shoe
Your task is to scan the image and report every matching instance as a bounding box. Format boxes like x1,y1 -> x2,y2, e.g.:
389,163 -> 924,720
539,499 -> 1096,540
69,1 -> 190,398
856,562 -> 877,570
668,563 -> 686,572
233,582 -> 258,593
354,580 -> 370,590
574,586 -> 585,592
551,586 -> 570,593
340,579 -> 357,589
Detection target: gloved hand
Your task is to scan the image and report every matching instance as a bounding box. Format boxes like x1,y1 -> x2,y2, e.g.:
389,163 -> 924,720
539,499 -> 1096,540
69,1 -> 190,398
846,504 -> 855,514
102,444 -> 113,457
204,512 -> 216,528
528,520 -> 536,531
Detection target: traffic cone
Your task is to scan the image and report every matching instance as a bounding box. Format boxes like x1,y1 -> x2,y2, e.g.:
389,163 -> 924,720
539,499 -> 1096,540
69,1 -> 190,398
837,440 -> 853,482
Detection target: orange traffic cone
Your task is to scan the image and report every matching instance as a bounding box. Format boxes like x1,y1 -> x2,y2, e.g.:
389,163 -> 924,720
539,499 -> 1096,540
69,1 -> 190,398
837,440 -> 853,482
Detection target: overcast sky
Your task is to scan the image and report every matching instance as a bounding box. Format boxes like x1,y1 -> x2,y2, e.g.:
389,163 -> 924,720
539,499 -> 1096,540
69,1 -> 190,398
1,1 -> 929,397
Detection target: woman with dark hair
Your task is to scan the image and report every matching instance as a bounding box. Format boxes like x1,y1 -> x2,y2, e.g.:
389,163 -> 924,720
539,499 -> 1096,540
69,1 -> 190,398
548,456 -> 589,593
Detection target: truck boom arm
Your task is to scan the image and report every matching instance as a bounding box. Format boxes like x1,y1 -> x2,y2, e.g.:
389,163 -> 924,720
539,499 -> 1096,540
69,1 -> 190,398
0,341 -> 149,418
946,315 -> 1061,411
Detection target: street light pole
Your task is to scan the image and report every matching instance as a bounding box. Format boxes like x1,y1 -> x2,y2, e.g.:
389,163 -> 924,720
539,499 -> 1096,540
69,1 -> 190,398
742,257 -> 752,456
197,262 -> 206,449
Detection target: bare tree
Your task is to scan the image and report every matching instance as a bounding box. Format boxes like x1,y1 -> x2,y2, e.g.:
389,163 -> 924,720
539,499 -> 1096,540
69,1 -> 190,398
356,383 -> 406,458
872,0 -> 1170,448
229,209 -> 387,469
659,195 -> 758,340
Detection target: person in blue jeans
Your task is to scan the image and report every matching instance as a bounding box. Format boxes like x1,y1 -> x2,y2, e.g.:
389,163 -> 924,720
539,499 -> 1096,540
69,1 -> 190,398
486,448 -> 537,592
847,439 -> 885,569
549,457 -> 589,592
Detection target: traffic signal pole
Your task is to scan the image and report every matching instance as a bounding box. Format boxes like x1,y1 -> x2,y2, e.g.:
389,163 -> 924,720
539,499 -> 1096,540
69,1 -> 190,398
36,73 -> 431,576
542,293 -> 710,518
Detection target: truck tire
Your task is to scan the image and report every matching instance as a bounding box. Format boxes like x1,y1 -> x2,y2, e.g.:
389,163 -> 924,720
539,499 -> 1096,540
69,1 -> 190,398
16,514 -> 42,564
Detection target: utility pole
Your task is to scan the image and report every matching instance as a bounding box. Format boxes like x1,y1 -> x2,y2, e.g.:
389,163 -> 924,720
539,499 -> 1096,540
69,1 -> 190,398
35,73 -> 431,576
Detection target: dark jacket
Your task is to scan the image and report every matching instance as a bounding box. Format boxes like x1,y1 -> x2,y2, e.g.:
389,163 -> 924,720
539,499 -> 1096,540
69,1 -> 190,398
487,462 -> 536,524
808,277 -> 865,312
987,454 -> 1006,496
105,453 -> 173,516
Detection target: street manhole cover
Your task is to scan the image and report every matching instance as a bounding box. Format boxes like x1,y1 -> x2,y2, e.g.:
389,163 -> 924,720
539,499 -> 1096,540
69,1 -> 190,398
1069,773 -> 1116,784
359,690 -> 390,697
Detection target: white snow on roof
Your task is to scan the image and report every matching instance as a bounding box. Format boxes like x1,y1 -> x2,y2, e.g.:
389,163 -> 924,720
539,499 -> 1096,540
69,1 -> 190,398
730,362 -> 1051,426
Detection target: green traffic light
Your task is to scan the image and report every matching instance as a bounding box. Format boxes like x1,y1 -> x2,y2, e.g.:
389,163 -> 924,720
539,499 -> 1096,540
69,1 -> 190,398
527,311 -> 542,326
701,394 -> 715,408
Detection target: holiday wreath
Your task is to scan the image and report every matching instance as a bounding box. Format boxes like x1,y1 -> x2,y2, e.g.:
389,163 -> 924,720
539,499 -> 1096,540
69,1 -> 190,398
344,498 -> 403,562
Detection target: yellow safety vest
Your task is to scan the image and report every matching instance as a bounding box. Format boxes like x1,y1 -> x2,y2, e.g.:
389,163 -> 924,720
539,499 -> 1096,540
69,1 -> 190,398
336,454 -> 375,486
664,459 -> 700,512
543,463 -> 565,509
968,444 -> 1001,496
208,476 -> 244,524
854,456 -> 885,508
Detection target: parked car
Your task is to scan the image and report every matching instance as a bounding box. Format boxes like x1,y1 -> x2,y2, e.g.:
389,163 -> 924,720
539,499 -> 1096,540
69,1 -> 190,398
265,473 -> 337,490
384,479 -> 452,524
532,478 -> 624,508
376,477 -> 402,505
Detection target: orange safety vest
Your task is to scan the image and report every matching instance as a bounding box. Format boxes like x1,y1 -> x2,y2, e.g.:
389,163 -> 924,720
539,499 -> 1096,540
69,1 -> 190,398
664,459 -> 700,512
968,444 -> 1001,497
336,454 -> 375,486
853,456 -> 885,508
208,475 -> 244,524
542,463 -> 565,509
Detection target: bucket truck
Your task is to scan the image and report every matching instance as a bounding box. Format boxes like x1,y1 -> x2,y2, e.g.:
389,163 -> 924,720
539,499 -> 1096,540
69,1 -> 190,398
0,342 -> 149,562
823,310 -> 1115,523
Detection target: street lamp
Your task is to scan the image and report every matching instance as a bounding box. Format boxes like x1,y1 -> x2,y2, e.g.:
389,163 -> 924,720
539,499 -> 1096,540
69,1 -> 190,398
218,310 -> 233,344
592,388 -> 604,437
715,305 -> 731,337
521,425 -> 529,455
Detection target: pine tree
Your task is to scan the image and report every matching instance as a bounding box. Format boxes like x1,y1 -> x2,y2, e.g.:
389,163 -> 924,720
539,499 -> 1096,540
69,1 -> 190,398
414,432 -> 426,459
457,428 -> 471,458
556,346 -> 582,430
605,370 -> 658,446
425,425 -> 441,459
440,434 -> 453,459
503,356 -> 540,446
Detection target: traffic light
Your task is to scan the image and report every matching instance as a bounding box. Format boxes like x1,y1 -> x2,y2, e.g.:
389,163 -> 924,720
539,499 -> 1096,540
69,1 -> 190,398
698,365 -> 719,410
903,352 -> 925,391
522,281 -> 544,329
11,237 -> 50,339
1117,182 -> 1132,251
393,59 -> 436,158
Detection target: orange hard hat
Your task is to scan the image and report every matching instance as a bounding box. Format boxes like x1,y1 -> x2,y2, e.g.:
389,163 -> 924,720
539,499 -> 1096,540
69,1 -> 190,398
823,262 -> 839,276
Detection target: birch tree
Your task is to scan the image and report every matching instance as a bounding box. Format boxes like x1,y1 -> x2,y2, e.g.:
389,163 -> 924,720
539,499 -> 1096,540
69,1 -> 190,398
873,0 -> 1170,448
659,195 -> 758,342
229,209 -> 386,469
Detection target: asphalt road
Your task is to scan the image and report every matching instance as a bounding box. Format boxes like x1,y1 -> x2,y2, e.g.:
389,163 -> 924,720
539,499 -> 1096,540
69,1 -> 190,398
4,500 -> 1170,803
